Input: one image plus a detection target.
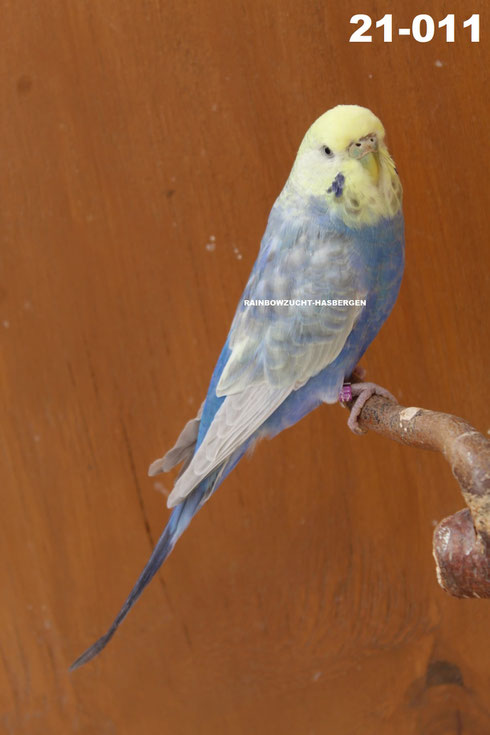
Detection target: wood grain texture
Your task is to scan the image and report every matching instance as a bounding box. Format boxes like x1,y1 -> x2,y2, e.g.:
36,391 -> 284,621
1,1 -> 489,733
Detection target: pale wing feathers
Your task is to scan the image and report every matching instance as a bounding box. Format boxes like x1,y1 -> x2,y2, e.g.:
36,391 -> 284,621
217,225 -> 365,395
166,218 -> 365,508
148,402 -> 204,479
166,384 -> 290,507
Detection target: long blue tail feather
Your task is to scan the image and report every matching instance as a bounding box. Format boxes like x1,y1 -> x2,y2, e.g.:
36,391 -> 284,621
70,470 -> 219,670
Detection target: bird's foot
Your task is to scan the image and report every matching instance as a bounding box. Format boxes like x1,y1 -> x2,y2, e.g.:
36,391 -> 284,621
339,381 -> 397,435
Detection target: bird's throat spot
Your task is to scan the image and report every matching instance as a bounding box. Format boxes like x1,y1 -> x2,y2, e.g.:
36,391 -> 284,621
327,172 -> 345,198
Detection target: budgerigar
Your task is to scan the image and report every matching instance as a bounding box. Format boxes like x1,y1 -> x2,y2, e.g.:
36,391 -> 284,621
71,104 -> 404,669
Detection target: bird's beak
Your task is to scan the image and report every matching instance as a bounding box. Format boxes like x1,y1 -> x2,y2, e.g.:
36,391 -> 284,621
349,134 -> 380,184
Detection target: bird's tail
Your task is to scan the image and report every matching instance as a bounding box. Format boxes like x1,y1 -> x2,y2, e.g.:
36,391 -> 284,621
69,467 -> 222,671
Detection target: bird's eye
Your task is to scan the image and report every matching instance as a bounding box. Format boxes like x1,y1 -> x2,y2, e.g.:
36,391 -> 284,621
323,146 -> 334,158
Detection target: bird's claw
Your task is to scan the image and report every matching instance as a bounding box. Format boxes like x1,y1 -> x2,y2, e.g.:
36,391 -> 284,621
340,381 -> 397,435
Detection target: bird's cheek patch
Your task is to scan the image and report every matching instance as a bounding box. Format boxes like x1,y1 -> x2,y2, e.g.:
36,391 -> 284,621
327,172 -> 345,198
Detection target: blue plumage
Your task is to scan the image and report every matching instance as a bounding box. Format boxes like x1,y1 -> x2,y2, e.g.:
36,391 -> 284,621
71,104 -> 404,669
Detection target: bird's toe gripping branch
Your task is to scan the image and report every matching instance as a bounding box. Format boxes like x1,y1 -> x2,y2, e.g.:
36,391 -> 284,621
339,381 -> 397,435
337,381 -> 490,599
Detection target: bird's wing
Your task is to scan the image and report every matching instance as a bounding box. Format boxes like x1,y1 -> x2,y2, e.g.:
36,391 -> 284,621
167,219 -> 366,507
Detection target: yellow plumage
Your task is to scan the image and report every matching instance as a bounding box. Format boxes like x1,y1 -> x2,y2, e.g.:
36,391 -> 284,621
285,104 -> 402,228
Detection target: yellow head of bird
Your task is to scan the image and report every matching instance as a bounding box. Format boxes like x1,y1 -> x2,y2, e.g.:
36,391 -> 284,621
285,104 -> 402,227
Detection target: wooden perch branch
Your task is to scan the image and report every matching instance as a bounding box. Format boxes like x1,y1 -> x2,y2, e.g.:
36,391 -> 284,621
345,391 -> 490,598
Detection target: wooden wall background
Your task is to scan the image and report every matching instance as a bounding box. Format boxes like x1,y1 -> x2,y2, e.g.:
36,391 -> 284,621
1,1 -> 489,733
